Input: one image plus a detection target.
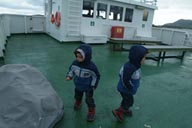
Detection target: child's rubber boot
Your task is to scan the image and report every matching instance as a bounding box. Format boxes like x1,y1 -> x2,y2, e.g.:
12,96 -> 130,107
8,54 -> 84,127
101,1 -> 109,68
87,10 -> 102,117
123,109 -> 133,117
87,107 -> 95,122
112,107 -> 124,122
74,100 -> 81,110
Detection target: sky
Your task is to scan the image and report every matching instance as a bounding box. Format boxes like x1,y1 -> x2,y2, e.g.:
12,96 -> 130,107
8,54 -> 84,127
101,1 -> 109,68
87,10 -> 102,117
153,0 -> 192,25
0,0 -> 192,25
0,0 -> 44,16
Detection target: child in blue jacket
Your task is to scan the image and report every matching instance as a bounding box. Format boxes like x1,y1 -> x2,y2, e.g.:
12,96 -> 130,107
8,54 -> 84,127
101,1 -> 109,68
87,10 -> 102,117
66,44 -> 100,122
112,45 -> 148,122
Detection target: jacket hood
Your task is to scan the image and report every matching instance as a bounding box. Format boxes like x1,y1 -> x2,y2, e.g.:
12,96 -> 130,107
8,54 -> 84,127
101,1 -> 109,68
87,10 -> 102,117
129,45 -> 148,69
74,44 -> 92,65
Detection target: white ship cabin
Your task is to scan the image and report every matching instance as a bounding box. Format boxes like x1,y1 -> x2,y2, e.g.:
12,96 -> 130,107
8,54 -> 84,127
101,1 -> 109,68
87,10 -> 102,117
45,0 -> 157,43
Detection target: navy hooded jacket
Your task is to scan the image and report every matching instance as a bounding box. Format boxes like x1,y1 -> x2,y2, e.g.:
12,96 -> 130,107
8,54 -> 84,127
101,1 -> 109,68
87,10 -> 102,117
66,44 -> 100,91
117,45 -> 148,95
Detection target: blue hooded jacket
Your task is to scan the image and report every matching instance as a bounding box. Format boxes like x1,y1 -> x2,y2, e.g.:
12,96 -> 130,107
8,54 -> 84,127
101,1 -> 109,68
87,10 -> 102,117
67,44 -> 100,91
117,45 -> 148,95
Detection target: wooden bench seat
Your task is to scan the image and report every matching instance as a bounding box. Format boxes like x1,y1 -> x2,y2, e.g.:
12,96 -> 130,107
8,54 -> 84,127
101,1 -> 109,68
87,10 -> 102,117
108,38 -> 192,63
143,45 -> 192,62
108,38 -> 162,51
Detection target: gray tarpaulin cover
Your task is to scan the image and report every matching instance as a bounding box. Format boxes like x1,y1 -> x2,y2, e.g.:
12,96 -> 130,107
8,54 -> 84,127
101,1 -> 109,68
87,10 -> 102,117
0,64 -> 64,128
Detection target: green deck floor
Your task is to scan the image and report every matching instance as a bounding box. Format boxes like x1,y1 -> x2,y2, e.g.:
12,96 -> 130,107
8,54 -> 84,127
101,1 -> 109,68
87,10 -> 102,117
1,34 -> 192,128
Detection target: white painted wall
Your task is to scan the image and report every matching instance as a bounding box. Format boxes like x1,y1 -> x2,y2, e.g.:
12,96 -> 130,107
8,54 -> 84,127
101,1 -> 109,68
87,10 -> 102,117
45,0 -> 156,42
135,8 -> 154,37
45,0 -> 62,41
80,0 -> 155,39
0,15 -> 6,58
60,0 -> 82,42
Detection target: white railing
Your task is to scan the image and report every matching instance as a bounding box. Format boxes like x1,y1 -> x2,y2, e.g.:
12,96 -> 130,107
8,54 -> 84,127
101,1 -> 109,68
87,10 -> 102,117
4,14 -> 45,34
184,33 -> 192,46
0,14 -> 46,59
134,0 -> 157,5
152,27 -> 192,46
144,0 -> 157,5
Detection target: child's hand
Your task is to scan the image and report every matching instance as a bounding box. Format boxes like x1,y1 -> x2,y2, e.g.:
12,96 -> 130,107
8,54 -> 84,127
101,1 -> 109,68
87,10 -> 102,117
66,76 -> 72,81
92,86 -> 96,91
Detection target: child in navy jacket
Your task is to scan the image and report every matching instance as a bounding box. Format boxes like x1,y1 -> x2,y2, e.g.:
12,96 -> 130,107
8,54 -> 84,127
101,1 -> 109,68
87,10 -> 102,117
112,45 -> 148,122
66,44 -> 100,122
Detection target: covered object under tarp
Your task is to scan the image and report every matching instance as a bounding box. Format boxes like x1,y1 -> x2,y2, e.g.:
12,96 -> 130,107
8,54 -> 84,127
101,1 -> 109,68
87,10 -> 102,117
0,64 -> 64,128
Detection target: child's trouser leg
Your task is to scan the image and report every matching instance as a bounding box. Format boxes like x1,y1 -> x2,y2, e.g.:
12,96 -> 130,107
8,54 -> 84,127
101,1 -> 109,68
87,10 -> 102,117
74,88 -> 83,110
112,92 -> 134,122
85,90 -> 95,122
120,92 -> 133,116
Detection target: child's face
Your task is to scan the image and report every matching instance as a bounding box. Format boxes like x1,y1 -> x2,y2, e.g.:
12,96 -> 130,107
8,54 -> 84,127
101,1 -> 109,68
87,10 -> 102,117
76,53 -> 84,62
140,55 -> 146,64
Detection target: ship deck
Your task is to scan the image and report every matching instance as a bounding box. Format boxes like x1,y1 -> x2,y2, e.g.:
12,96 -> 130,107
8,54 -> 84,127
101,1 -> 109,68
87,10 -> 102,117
1,34 -> 192,128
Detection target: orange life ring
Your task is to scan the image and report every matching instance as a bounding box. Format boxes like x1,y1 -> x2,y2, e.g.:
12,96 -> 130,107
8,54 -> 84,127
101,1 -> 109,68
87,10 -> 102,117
55,11 -> 61,27
51,14 -> 55,23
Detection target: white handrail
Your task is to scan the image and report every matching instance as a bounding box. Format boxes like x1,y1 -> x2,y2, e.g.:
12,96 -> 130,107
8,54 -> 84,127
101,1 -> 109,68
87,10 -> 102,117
136,0 -> 157,5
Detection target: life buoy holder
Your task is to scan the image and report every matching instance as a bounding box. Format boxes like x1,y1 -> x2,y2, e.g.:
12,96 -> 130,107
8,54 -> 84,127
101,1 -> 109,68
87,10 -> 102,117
55,11 -> 61,27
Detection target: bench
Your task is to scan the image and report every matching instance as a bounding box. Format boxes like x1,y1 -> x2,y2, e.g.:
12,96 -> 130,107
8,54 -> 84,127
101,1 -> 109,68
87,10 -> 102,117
108,38 -> 192,63
108,38 -> 162,51
81,34 -> 108,44
143,45 -> 192,62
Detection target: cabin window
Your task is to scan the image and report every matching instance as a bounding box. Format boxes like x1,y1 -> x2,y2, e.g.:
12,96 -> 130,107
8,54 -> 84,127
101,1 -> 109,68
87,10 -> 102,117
124,8 -> 133,22
109,5 -> 123,21
143,10 -> 149,21
96,3 -> 107,19
82,0 -> 94,18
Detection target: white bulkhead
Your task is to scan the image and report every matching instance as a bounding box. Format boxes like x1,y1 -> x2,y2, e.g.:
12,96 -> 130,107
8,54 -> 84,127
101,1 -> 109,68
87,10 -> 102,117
45,0 -> 157,43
